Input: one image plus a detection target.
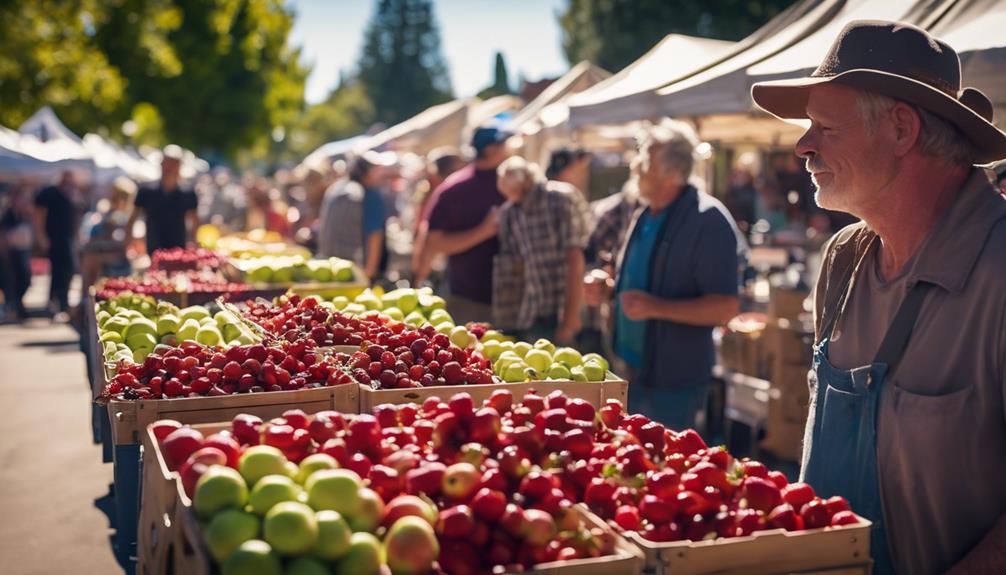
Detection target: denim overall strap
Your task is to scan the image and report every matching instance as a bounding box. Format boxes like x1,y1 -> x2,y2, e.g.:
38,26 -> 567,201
805,280 -> 934,575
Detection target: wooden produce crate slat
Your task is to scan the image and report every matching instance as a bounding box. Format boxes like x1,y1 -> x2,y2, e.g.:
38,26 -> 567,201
108,383 -> 360,446
358,373 -> 626,412
626,515 -> 872,575
137,424 -> 183,575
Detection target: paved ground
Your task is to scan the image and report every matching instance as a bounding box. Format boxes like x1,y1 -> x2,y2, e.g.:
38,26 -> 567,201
0,277 -> 120,574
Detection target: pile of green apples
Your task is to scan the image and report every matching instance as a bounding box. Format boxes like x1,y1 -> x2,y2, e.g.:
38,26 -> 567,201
97,296 -> 260,364
480,336 -> 610,383
331,288 -> 455,331
242,256 -> 358,285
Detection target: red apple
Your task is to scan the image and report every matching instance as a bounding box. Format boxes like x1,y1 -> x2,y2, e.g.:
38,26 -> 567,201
479,468 -> 508,492
406,462 -> 447,497
472,488 -> 507,523
179,446 -> 226,497
499,504 -> 526,537
231,414 -> 262,445
824,495 -> 851,516
486,389 -> 513,414
800,498 -> 833,529
382,494 -> 438,528
522,509 -> 557,546
282,409 -> 309,430
741,459 -> 768,478
646,469 -> 680,499
741,476 -> 783,513
161,427 -> 205,471
469,407 -> 501,443
782,482 -> 816,511
639,494 -> 676,524
562,428 -> 594,458
150,419 -> 182,444
437,505 -> 476,538
369,464 -> 402,501
768,503 -> 804,531
202,431 -> 241,468
614,505 -> 641,531
830,510 -> 861,527
766,470 -> 789,490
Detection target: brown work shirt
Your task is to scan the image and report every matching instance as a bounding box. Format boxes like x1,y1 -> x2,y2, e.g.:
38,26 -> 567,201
812,169 -> 1006,575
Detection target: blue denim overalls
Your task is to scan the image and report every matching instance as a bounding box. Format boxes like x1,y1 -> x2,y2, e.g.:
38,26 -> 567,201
802,244 -> 933,575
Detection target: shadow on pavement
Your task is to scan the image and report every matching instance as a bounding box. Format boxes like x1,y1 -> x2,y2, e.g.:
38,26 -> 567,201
95,483 -> 132,573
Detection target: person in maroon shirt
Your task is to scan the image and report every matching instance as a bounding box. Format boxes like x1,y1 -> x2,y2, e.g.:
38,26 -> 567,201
420,125 -> 513,323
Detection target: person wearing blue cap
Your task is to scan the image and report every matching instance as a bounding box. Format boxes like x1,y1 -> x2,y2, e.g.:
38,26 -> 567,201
420,124 -> 514,323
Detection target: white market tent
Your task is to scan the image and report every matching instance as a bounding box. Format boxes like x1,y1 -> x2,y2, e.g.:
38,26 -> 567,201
566,35 -> 734,129
358,95 -> 522,156
512,61 -> 612,165
299,135 -> 369,171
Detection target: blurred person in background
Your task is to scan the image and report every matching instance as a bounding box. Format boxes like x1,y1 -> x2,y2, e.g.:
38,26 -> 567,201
79,176 -> 136,300
317,152 -> 390,282
34,169 -> 84,318
199,168 -> 246,233
725,152 -> 760,235
246,178 -> 291,237
546,147 -> 593,197
1,186 -> 35,321
494,156 -> 587,343
421,125 -> 512,323
583,121 -> 743,432
129,145 -> 198,255
411,147 -> 466,282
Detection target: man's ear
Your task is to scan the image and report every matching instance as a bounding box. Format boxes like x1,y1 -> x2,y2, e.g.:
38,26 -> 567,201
889,102 -> 923,157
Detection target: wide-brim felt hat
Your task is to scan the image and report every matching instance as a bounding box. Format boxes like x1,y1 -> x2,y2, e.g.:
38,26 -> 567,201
751,20 -> 1006,164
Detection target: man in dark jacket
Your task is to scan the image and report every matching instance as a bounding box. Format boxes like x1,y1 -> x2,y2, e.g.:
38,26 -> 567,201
585,120 -> 743,432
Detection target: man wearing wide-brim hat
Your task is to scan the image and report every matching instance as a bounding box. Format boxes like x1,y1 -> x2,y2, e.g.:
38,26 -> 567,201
752,20 -> 1006,575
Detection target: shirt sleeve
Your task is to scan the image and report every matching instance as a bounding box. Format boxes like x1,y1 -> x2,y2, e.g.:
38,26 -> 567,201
362,190 -> 386,237
694,211 -> 740,296
184,190 -> 198,211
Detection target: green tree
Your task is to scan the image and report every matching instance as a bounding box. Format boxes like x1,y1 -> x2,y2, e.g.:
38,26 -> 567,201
356,0 -> 453,126
0,1 -> 127,134
97,0 -> 308,161
478,52 -> 513,99
559,0 -> 796,73
283,80 -> 376,161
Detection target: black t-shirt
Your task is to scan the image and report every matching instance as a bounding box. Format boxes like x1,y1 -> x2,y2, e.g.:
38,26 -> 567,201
34,185 -> 80,243
135,185 -> 198,253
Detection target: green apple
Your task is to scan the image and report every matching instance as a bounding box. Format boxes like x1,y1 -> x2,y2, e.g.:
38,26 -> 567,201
397,291 -> 419,314
449,326 -> 472,349
498,340 -> 514,354
286,557 -> 329,575
99,330 -> 124,344
296,453 -> 338,485
96,310 -> 111,325
313,510 -> 352,560
236,332 -> 257,345
428,308 -> 453,324
264,501 -> 318,555
347,488 -> 384,533
156,314 -> 180,336
533,338 -> 556,354
343,303 -> 366,316
404,311 -> 426,326
123,317 -> 157,339
480,340 -> 502,361
205,509 -> 260,563
285,461 -> 300,479
383,307 -> 404,321
179,305 -> 210,323
292,262 -> 312,282
384,516 -> 439,575
176,318 -> 200,342
553,347 -> 583,368
196,325 -> 222,346
132,348 -> 152,363
199,316 -> 216,326
194,465 -> 249,519
240,446 -> 289,489
332,261 -> 355,282
582,353 -> 609,372
418,294 -> 445,311
380,292 -> 399,309
249,265 -> 273,283
306,469 -> 362,515
548,363 -> 572,380
435,322 -> 454,334
502,362 -> 530,383
331,296 -> 349,310
336,532 -> 383,575
272,266 -> 293,284
126,331 -> 157,352
524,349 -> 552,375
582,359 -> 607,382
570,366 -> 588,382
222,540 -> 281,575
355,291 -> 382,311
222,323 -> 242,342
512,342 -> 532,358
249,475 -> 304,516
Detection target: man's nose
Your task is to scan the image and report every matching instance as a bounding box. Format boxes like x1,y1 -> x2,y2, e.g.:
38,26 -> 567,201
795,129 -> 817,160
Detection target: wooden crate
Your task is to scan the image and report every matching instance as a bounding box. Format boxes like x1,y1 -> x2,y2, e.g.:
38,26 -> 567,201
169,472 -> 642,575
626,516 -> 872,575
137,423 -> 186,575
107,383 -> 360,446
358,373 -> 628,412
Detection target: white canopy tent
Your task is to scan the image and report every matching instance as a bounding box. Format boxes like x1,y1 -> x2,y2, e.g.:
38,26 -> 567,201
566,35 -> 733,129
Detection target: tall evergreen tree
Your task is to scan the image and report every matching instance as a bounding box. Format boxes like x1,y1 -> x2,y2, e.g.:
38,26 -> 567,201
559,0 -> 796,73
356,0 -> 454,125
478,52 -> 513,99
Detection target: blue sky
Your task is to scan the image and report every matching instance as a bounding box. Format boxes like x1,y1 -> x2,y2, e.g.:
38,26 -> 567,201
289,0 -> 570,103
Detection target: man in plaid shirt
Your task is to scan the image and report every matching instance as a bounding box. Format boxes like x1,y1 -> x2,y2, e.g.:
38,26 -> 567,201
493,156 -> 588,343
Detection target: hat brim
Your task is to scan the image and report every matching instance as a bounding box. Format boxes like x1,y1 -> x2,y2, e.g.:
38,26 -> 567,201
752,69 -> 1006,165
